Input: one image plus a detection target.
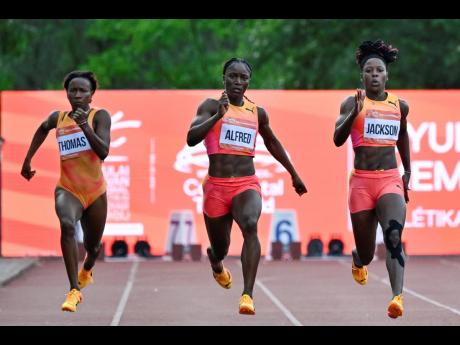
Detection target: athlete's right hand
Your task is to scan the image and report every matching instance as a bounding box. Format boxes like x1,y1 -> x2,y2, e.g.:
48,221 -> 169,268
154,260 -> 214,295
21,160 -> 36,181
353,89 -> 365,116
402,172 -> 410,203
217,91 -> 229,118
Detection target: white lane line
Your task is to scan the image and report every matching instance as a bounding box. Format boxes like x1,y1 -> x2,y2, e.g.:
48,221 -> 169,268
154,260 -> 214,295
110,261 -> 139,326
339,260 -> 460,317
255,280 -> 303,326
237,261 -> 302,325
374,275 -> 460,316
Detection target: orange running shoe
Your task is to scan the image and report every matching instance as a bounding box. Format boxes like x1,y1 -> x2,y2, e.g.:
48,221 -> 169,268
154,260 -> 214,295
387,294 -> 404,319
61,289 -> 82,312
352,261 -> 368,285
239,294 -> 255,315
212,266 -> 232,289
78,268 -> 94,289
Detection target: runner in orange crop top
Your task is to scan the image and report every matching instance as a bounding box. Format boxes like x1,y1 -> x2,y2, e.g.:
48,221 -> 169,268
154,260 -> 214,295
21,71 -> 111,312
187,58 -> 307,315
333,40 -> 411,319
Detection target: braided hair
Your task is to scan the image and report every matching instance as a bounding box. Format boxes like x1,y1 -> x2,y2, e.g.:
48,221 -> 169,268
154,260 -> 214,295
222,57 -> 253,77
222,58 -> 254,103
356,40 -> 398,69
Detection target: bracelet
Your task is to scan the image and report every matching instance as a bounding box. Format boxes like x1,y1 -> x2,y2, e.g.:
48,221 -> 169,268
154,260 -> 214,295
404,171 -> 411,174
77,121 -> 87,126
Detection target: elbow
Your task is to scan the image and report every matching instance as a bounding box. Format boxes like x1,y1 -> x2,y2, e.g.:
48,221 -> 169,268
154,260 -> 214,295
333,130 -> 347,147
100,149 -> 109,161
186,133 -> 198,147
333,135 -> 343,147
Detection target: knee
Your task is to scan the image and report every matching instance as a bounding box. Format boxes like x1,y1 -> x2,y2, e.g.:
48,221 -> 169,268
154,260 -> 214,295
384,220 -> 403,249
240,215 -> 258,236
385,230 -> 402,249
59,218 -> 76,237
384,220 -> 405,267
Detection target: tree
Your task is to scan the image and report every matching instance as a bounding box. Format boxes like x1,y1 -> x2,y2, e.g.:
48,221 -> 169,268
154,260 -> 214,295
1,19 -> 460,90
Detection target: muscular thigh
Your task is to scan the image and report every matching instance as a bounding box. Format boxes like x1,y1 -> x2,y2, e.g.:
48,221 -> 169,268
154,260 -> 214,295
80,193 -> 107,243
351,209 -> 378,253
376,193 -> 406,229
55,187 -> 84,223
231,189 -> 262,230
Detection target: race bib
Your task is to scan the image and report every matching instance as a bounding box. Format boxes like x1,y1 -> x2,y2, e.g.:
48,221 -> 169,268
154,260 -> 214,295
364,117 -> 400,143
57,125 -> 91,159
219,117 -> 257,153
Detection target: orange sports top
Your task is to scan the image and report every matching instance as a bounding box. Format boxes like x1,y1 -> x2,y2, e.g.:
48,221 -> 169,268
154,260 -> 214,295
351,92 -> 401,148
56,109 -> 106,208
204,98 -> 258,156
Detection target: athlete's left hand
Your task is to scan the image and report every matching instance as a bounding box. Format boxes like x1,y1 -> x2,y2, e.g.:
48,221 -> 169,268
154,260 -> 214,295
71,107 -> 89,126
402,172 -> 410,203
292,174 -> 307,196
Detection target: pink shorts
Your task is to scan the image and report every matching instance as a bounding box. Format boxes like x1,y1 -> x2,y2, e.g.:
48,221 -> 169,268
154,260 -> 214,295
203,175 -> 261,218
348,168 -> 404,214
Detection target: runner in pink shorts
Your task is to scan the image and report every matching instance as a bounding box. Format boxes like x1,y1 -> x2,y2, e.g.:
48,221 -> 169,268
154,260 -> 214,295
187,58 -> 307,315
203,175 -> 261,218
334,40 -> 411,319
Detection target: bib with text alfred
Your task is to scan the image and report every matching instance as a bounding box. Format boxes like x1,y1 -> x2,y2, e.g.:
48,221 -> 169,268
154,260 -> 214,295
219,116 -> 257,153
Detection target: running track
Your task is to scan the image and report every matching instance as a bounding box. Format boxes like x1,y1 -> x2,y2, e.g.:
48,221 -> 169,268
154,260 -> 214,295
1,256 -> 459,325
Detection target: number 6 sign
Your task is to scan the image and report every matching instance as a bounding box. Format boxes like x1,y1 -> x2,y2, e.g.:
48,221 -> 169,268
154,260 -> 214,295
267,209 -> 299,260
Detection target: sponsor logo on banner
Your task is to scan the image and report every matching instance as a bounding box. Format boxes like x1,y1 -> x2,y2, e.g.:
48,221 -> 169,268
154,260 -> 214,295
104,223 -> 144,236
105,111 -> 142,163
174,136 -> 290,214
266,209 -> 299,260
102,111 -> 143,235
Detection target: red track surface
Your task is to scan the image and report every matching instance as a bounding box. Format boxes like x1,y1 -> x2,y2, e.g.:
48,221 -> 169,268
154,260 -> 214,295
1,256 -> 460,325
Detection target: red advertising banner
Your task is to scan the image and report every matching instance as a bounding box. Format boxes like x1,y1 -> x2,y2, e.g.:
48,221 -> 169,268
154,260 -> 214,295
2,90 -> 459,256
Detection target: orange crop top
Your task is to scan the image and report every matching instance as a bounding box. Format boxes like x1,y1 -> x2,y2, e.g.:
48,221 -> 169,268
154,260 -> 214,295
204,98 -> 258,156
351,92 -> 401,148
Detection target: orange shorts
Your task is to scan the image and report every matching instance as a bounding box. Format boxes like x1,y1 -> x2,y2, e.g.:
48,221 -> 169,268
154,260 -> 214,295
57,180 -> 106,210
348,168 -> 404,214
202,175 -> 261,218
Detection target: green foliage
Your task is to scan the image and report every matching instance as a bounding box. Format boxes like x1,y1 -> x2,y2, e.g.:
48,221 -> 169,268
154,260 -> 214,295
0,19 -> 93,90
1,19 -> 460,90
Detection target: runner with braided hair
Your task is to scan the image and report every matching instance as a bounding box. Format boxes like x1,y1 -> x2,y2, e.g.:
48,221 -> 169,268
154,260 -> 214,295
334,40 -> 411,318
187,58 -> 307,315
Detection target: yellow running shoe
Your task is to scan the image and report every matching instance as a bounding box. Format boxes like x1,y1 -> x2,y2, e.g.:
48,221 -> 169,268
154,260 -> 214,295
212,267 -> 232,289
78,268 -> 94,289
61,289 -> 82,312
352,261 -> 368,285
387,294 -> 404,319
239,294 -> 255,315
